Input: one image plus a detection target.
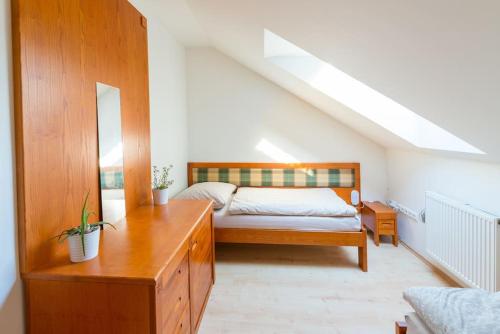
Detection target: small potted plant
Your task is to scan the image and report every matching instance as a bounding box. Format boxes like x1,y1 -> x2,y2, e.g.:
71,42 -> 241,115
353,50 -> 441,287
152,165 -> 174,205
56,191 -> 115,263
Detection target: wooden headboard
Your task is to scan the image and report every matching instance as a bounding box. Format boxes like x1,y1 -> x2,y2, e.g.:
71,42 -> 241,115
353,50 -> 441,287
188,162 -> 361,207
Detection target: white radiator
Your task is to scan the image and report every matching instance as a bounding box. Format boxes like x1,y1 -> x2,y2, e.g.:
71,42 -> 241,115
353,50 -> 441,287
425,191 -> 500,292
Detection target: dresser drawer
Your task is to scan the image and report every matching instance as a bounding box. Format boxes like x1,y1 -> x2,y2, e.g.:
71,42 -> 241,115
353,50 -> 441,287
158,254 -> 190,333
191,213 -> 212,252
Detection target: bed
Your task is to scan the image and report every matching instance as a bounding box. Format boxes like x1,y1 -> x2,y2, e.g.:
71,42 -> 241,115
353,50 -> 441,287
187,162 -> 368,271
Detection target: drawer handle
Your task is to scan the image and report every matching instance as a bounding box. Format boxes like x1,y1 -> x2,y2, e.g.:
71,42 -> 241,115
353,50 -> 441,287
178,269 -> 182,274
180,323 -> 183,328
178,296 -> 182,302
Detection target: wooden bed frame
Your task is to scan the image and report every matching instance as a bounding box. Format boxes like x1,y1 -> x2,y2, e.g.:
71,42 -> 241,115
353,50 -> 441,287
187,162 -> 368,272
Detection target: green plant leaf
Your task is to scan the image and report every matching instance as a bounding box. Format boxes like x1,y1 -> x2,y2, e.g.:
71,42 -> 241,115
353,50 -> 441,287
80,191 -> 91,256
90,221 -> 117,230
53,193 -> 118,256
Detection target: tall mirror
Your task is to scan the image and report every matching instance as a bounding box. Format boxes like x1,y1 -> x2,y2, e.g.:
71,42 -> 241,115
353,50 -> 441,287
96,82 -> 126,222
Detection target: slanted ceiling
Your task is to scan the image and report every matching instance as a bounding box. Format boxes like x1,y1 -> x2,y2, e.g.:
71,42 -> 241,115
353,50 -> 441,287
144,0 -> 500,163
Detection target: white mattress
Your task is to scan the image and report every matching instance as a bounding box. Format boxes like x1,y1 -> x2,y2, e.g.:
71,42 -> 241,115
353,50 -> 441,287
229,187 -> 357,217
215,199 -> 361,232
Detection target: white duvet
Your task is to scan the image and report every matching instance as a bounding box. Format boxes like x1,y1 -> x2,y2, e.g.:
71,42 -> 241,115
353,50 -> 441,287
228,187 -> 357,217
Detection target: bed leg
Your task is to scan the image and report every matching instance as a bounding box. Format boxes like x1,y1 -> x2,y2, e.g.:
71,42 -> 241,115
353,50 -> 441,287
358,227 -> 368,272
395,321 -> 407,334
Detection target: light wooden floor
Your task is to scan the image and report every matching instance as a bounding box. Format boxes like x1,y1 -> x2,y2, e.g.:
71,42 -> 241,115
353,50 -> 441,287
199,236 -> 456,334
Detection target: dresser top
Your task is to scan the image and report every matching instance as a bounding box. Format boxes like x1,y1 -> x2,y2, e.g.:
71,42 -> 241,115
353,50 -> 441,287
24,200 -> 212,284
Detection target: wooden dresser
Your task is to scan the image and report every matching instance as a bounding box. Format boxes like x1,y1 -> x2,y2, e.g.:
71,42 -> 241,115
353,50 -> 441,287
23,200 -> 214,334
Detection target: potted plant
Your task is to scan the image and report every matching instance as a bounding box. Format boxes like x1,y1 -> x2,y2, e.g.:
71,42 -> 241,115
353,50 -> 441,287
152,165 -> 174,205
56,191 -> 115,263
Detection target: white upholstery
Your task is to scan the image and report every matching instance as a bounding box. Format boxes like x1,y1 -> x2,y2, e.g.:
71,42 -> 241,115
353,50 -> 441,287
404,287 -> 500,334
176,182 -> 236,209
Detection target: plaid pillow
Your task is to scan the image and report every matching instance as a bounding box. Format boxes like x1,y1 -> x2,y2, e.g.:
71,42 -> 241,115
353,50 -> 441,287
100,169 -> 124,190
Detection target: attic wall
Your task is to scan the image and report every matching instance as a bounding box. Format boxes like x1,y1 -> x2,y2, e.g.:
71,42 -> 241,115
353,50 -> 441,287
0,0 -> 24,332
130,0 -> 190,197
387,148 -> 500,255
187,47 -> 388,201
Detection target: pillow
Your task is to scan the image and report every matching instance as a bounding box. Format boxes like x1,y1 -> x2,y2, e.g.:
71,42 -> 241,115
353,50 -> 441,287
404,287 -> 500,334
175,182 -> 236,209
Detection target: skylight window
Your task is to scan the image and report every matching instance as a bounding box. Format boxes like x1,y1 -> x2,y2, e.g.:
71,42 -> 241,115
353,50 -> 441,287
264,30 -> 484,154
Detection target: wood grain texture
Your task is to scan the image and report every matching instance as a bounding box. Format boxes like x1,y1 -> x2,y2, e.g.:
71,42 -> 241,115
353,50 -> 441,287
395,321 -> 408,334
157,254 -> 190,333
24,200 -> 213,283
12,0 -> 151,273
25,201 -> 215,334
190,213 -> 214,331
362,201 -> 398,247
363,201 -> 397,216
200,242 -> 457,333
187,162 -> 361,208
26,279 -> 154,334
215,227 -> 368,271
215,228 -> 365,247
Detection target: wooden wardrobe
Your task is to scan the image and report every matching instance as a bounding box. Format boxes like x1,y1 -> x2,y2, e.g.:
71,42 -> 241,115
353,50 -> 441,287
12,0 -> 214,333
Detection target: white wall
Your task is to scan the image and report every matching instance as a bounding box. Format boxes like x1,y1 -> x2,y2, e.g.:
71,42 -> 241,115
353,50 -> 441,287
130,0 -> 189,196
186,1 -> 500,162
187,47 -> 388,200
0,0 -> 24,332
387,149 -> 500,255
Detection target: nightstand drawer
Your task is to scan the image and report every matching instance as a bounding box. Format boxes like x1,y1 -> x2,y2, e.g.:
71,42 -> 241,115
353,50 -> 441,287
378,219 -> 395,234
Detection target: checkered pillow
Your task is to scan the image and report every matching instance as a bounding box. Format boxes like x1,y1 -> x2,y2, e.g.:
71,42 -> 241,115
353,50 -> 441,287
192,168 -> 355,188
100,169 -> 124,190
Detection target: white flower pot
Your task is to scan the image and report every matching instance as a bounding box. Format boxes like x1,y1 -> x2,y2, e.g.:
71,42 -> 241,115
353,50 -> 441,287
68,229 -> 100,263
153,188 -> 169,205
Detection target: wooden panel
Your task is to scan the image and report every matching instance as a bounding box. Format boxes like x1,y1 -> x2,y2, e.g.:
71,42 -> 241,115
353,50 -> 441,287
157,254 -> 190,333
363,201 -> 395,216
361,207 -> 376,232
395,321 -> 408,334
378,220 -> 396,234
175,304 -> 191,334
24,200 -> 213,283
26,279 -> 153,334
12,0 -> 151,273
215,228 -> 365,247
23,201 -> 215,334
190,212 -> 214,331
187,162 -> 361,208
362,201 -> 398,247
215,227 -> 368,272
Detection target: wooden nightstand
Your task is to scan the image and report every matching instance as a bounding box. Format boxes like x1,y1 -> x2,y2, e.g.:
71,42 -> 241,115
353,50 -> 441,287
361,201 -> 398,246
